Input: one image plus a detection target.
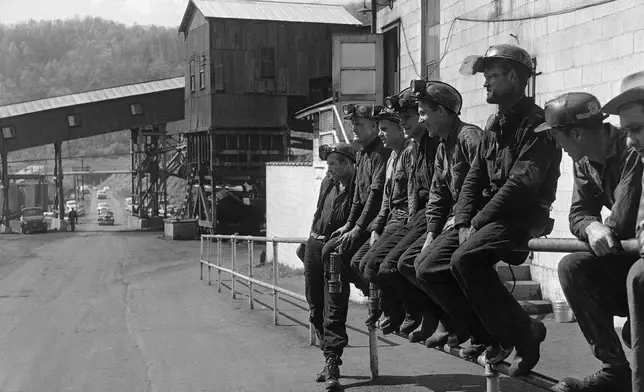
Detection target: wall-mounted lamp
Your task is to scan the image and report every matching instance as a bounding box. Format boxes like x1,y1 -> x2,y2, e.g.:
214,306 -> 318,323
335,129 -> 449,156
67,114 -> 81,128
1,125 -> 16,139
130,103 -> 144,116
357,0 -> 393,14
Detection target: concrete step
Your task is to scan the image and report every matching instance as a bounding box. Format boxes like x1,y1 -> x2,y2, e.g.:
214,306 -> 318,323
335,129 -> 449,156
497,263 -> 531,281
519,300 -> 553,316
504,280 -> 542,301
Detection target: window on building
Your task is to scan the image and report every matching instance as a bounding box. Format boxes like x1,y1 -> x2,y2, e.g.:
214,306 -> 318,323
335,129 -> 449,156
424,0 -> 441,80
1,125 -> 15,139
214,62 -> 225,93
67,114 -> 81,128
199,55 -> 206,90
259,47 -> 276,79
190,59 -> 196,92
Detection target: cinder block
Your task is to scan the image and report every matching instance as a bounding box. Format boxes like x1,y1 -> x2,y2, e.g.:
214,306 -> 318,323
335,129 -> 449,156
610,33 -> 635,58
574,6 -> 594,25
593,2 -> 615,19
573,44 -> 594,67
582,63 -> 603,86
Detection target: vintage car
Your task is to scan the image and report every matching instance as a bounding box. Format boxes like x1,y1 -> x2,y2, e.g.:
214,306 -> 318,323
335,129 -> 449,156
96,190 -> 107,200
20,206 -> 48,234
98,210 -> 114,226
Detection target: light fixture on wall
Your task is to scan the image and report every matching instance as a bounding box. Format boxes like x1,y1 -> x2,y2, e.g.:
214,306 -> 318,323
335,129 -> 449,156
130,103 -> 144,116
358,0 -> 394,13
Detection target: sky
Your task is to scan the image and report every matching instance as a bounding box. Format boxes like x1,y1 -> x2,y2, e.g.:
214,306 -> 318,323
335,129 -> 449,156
0,0 -> 353,27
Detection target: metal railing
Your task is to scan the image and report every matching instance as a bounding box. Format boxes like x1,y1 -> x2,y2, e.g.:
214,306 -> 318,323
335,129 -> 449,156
199,234 -> 640,392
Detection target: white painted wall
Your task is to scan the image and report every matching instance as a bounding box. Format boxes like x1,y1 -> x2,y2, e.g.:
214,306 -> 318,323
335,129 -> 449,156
379,0 -> 644,302
265,162 -> 316,269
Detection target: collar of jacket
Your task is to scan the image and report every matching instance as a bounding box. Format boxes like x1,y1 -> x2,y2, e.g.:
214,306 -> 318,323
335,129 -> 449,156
442,117 -> 464,144
490,96 -> 534,133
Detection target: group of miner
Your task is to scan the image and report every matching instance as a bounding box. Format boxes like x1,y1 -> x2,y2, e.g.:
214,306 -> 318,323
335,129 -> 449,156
297,43 -> 644,392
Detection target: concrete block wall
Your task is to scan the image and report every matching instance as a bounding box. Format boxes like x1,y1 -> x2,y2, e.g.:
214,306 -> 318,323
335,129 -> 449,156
378,0 -> 424,87
379,0 -> 644,302
265,162 -> 316,269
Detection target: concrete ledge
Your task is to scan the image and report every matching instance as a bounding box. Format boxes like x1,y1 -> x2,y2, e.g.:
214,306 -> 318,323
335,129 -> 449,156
127,216 -> 164,231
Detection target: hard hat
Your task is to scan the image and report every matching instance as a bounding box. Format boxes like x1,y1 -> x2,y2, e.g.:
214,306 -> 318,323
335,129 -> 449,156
319,142 -> 357,162
341,104 -> 383,120
409,79 -> 463,115
459,44 -> 534,76
535,92 -> 608,133
602,70 -> 644,115
384,87 -> 418,112
377,107 -> 401,123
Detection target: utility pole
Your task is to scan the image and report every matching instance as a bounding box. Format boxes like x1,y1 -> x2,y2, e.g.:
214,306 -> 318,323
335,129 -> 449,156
371,0 -> 377,34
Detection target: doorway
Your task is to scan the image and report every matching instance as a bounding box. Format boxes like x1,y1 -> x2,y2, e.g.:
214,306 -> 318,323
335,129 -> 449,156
382,22 -> 400,97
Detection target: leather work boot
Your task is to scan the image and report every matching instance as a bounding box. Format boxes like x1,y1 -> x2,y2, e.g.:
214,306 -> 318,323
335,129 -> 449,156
622,319 -> 631,349
424,321 -> 450,348
398,310 -> 423,338
484,343 -> 514,365
409,312 -> 439,343
459,336 -> 490,360
316,365 -> 327,383
508,318 -> 547,377
446,329 -> 470,348
324,356 -> 342,390
381,305 -> 405,335
550,365 -> 632,392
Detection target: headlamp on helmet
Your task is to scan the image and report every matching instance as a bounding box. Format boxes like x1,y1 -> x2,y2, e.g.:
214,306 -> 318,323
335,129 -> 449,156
384,95 -> 404,111
410,79 -> 428,97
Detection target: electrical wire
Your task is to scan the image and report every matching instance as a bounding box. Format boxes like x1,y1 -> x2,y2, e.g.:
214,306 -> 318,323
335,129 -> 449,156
430,0 -> 617,77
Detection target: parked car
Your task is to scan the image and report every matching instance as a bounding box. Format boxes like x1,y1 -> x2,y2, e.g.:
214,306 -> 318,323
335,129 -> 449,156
97,190 -> 107,200
98,210 -> 114,226
97,202 -> 110,214
20,206 -> 47,234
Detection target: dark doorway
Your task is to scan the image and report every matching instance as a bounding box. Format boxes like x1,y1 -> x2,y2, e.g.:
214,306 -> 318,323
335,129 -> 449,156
383,23 -> 400,97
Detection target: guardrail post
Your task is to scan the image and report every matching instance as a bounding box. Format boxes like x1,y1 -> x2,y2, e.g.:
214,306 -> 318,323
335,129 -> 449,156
231,238 -> 237,300
216,238 -> 222,293
207,235 -> 212,285
272,239 -> 279,326
485,364 -> 500,392
247,237 -> 254,310
199,235 -> 204,281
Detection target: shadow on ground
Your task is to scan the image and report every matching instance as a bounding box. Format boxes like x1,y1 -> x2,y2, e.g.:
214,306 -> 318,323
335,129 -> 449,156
343,373 -> 541,391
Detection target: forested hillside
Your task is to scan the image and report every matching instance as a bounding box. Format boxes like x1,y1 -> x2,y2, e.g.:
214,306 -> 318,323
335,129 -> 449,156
0,3 -> 367,163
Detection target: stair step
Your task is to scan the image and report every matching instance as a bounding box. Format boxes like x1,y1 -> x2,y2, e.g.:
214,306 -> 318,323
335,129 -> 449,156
504,280 -> 542,301
519,300 -> 552,316
497,263 -> 531,281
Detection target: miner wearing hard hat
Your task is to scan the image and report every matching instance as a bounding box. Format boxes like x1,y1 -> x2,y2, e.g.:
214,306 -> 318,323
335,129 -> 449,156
532,91 -> 642,392
418,44 -> 562,377
602,70 -> 644,392
300,142 -> 357,386
318,104 -> 390,390
390,79 -> 486,348
347,102 -> 414,330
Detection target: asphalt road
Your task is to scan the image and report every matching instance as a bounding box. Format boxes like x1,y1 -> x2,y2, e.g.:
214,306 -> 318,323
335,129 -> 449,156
0,191 -> 626,391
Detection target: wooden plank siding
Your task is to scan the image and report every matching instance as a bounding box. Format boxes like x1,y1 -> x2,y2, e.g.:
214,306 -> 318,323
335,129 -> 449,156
183,15 -> 363,133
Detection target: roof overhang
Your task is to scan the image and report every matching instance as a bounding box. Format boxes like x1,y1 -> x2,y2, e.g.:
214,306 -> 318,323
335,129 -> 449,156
293,97 -> 335,120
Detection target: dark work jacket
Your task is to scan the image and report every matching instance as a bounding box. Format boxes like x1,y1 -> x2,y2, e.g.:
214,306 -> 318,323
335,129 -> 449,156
346,136 -> 391,231
371,138 -> 414,234
425,119 -> 485,235
570,125 -> 643,242
310,171 -> 356,237
408,132 -> 441,217
454,96 -> 562,232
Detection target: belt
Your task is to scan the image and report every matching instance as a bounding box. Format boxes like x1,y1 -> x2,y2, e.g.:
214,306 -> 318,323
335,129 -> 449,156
310,232 -> 328,241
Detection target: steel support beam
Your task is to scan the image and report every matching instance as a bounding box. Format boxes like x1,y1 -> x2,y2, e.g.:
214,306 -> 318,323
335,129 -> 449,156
54,141 -> 65,230
1,148 -> 9,232
131,124 -> 168,219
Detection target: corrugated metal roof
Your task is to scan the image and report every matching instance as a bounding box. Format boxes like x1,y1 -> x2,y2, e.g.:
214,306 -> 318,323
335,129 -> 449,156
181,0 -> 361,31
0,77 -> 185,120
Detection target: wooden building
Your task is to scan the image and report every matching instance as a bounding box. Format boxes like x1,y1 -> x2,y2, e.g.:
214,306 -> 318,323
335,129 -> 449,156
177,0 -> 365,232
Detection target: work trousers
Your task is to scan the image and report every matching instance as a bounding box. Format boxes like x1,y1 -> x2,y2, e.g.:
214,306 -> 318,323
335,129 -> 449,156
303,236 -> 326,346
350,211 -> 408,283
321,232 -> 370,359
416,220 -> 534,348
559,251 -> 637,367
628,258 -> 644,392
377,210 -> 439,315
